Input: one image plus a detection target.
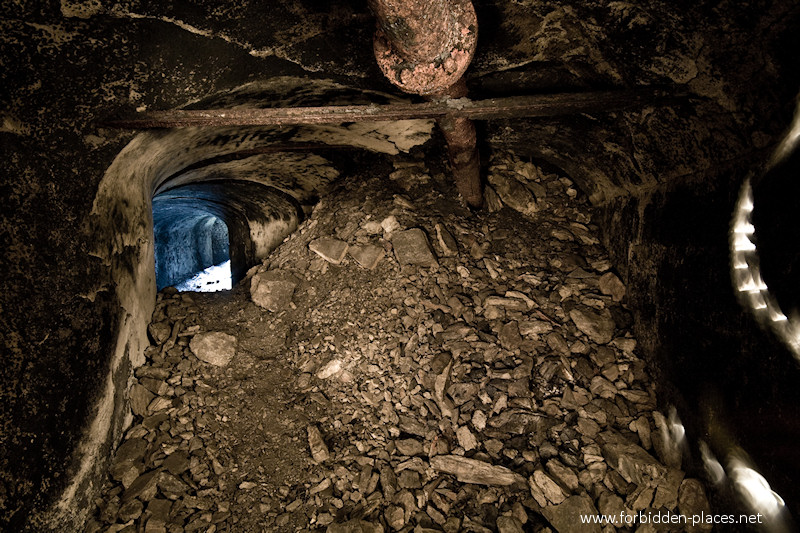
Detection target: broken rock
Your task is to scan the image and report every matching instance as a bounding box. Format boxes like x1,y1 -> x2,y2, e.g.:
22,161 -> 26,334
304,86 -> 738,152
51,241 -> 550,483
430,455 -> 526,486
678,478 -> 713,533
310,237 -> 349,264
250,269 -> 298,312
487,171 -> 538,217
456,425 -> 479,451
392,228 -> 437,267
308,425 -> 330,463
189,331 -> 237,367
381,215 -> 401,234
600,432 -> 668,485
569,308 -> 615,344
110,438 -> 147,481
384,506 -> 405,531
129,384 -> 155,417
530,470 -> 566,505
317,358 -> 343,379
327,520 -> 385,533
599,272 -> 626,302
434,223 -> 459,256
349,244 -> 385,269
496,516 -> 524,533
541,494 -> 601,533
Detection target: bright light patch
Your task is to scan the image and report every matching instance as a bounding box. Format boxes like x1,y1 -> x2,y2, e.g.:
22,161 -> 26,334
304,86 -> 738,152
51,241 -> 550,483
771,99 -> 800,166
730,178 -> 800,361
734,233 -> 757,252
699,441 -> 725,485
176,260 -> 232,292
770,310 -> 788,322
728,457 -> 786,519
668,407 -> 686,444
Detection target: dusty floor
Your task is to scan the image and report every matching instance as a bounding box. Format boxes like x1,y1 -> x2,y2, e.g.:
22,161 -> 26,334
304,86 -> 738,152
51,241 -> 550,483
88,152 -> 711,533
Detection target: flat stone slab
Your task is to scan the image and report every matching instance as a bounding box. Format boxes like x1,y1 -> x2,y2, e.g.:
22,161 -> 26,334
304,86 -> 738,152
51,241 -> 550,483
349,244 -> 384,269
599,431 -> 668,485
529,470 -> 566,505
599,272 -> 626,302
488,171 -> 538,217
129,383 -> 154,417
569,307 -> 615,344
250,269 -> 298,312
110,438 -> 147,481
430,455 -> 526,486
307,425 -> 330,463
310,237 -> 349,264
541,494 -> 601,533
678,478 -> 713,533
326,520 -> 384,533
317,358 -> 343,379
189,331 -> 237,366
392,228 -> 437,267
434,223 -> 458,256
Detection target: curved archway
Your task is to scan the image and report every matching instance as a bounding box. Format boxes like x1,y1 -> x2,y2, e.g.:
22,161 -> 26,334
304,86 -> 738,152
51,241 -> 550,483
56,78 -> 434,522
153,198 -> 230,291
153,180 -> 303,290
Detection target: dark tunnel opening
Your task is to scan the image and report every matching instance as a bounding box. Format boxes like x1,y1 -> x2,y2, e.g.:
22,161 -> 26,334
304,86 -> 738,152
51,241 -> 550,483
153,192 -> 232,292
752,141 -> 800,319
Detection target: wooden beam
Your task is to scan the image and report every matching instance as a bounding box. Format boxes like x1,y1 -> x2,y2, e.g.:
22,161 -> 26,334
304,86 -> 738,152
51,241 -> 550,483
105,88 -> 680,129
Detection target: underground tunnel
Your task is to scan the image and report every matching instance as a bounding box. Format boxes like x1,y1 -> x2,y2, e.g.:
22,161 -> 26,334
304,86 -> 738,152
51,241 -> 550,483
153,190 -> 232,292
3,1 -> 800,532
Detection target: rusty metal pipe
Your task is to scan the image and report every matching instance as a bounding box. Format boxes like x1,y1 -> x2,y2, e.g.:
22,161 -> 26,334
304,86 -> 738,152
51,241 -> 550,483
432,78 -> 482,208
107,89 -> 678,128
367,0 -> 454,64
368,0 -> 477,96
368,0 -> 482,206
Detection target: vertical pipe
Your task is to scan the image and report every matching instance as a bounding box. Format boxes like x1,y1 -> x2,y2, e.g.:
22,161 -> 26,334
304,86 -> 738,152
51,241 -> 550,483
432,79 -> 482,208
368,0 -> 483,207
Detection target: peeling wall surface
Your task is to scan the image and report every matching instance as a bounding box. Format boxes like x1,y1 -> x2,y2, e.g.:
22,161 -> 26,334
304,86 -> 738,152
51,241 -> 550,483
2,0 -> 800,530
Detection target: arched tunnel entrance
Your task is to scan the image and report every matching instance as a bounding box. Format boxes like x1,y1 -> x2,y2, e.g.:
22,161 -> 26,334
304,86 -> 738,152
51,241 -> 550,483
70,78 -> 438,532
151,179 -> 307,292
153,191 -> 231,292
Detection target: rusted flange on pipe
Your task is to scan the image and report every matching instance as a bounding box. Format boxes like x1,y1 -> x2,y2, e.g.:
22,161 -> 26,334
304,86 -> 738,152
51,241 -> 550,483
368,0 -> 478,95
431,78 -> 482,208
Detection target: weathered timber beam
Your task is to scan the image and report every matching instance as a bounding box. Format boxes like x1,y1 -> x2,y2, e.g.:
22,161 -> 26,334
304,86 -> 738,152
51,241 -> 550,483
105,88 -> 680,129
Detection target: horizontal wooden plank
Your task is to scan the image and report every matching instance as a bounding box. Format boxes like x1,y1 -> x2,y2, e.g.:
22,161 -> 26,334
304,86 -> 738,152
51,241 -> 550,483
105,88 -> 679,129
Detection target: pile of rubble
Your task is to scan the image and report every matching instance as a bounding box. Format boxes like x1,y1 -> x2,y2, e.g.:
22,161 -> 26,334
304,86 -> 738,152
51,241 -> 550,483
89,152 -> 712,532
86,290 -> 232,532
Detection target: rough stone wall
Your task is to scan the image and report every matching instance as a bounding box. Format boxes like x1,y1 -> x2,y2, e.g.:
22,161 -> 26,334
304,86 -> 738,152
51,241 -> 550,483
2,0 -> 800,529
473,0 -> 800,512
0,2 -> 381,529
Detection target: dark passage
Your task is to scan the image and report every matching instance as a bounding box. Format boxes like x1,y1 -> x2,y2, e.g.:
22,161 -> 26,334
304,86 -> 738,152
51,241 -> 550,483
153,192 -> 231,291
753,144 -> 800,317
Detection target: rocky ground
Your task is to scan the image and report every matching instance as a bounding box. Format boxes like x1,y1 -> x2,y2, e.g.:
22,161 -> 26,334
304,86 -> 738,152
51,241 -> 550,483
88,151 -> 712,533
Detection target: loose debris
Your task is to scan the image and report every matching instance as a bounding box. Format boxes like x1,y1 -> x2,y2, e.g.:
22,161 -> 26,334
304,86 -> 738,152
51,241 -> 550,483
88,151 -> 710,532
